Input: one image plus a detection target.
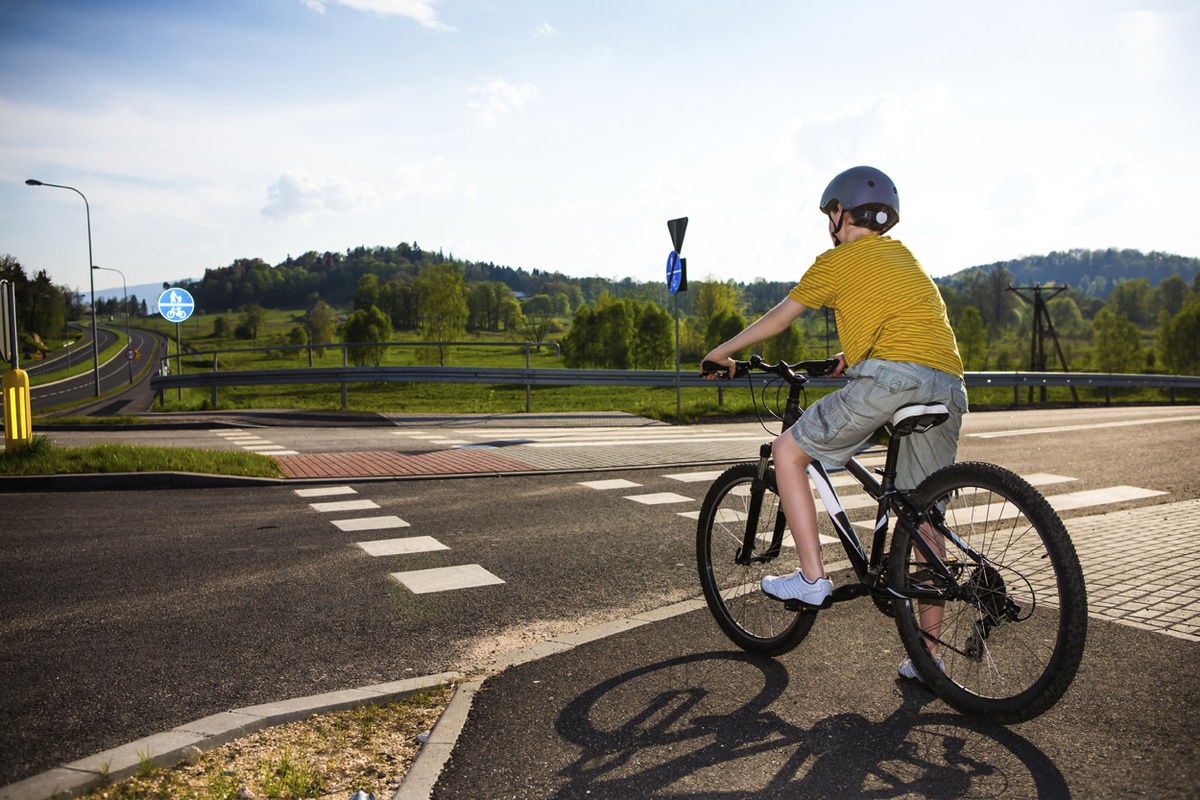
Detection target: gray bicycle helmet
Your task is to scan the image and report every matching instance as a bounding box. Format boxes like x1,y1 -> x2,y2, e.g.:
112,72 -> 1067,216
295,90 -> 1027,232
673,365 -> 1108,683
819,165 -> 899,233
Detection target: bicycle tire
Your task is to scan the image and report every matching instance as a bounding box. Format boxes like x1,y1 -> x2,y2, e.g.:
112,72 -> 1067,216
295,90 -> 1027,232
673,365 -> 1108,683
889,461 -> 1088,724
697,462 -> 816,655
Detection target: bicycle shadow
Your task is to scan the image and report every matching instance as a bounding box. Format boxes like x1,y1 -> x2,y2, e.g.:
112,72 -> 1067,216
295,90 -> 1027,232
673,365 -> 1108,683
551,651 -> 1069,799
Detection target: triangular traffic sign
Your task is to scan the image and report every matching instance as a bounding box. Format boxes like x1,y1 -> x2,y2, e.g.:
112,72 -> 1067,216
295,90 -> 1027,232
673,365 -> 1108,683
667,217 -> 688,255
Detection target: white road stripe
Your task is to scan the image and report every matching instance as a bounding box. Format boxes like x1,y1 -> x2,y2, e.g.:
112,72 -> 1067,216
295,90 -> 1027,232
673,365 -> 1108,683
391,564 -> 505,594
969,415 -> 1200,438
331,516 -> 410,532
579,479 -> 641,490
623,492 -> 693,505
532,436 -> 765,448
358,537 -> 447,557
665,470 -> 726,483
310,499 -> 380,513
294,486 -> 357,497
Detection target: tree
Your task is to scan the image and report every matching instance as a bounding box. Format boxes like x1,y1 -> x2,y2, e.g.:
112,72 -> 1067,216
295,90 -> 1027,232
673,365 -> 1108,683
632,300 -> 674,369
239,303 -> 267,347
1091,308 -> 1142,373
595,296 -> 634,369
692,279 -> 742,335
1151,274 -> 1189,319
1157,301 -> 1200,375
519,294 -> 556,349
286,325 -> 307,357
342,305 -> 392,366
212,315 -> 228,344
304,298 -> 338,361
561,304 -> 595,368
354,273 -> 380,312
467,282 -> 496,331
416,264 -> 468,365
1108,278 -> 1153,326
705,308 -> 747,354
762,321 -> 806,365
954,306 -> 989,369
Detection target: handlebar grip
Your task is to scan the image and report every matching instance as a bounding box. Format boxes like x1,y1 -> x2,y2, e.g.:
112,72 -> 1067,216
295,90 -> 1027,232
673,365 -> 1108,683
701,360 -> 729,377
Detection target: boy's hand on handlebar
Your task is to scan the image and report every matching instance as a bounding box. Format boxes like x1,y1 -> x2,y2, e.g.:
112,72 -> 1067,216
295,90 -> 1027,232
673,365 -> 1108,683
828,353 -> 847,377
700,358 -> 738,380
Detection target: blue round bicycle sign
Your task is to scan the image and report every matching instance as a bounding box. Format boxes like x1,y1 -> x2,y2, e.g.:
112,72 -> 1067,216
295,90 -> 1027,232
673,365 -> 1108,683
158,287 -> 195,323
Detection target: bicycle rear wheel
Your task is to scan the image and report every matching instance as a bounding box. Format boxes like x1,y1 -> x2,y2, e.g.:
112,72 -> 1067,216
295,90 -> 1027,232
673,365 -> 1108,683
697,463 -> 816,655
890,461 -> 1088,723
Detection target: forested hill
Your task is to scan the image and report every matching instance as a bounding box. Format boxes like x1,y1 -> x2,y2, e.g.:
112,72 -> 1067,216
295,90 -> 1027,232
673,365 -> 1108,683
936,248 -> 1200,298
184,242 -> 1200,314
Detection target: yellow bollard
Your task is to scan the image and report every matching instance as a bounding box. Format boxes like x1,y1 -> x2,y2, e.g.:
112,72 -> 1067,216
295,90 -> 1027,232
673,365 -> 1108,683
3,368 -> 32,453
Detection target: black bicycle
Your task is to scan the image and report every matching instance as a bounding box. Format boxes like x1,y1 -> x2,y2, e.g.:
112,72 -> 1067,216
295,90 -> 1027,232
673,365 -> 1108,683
696,355 -> 1088,724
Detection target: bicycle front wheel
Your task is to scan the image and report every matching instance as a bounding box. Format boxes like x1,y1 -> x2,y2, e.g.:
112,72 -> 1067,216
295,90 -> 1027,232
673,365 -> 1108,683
890,461 -> 1088,724
697,463 -> 816,655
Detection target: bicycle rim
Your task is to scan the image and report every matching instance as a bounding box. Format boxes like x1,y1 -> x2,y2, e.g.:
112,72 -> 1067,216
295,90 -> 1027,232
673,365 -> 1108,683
890,461 -> 1088,723
697,463 -> 815,655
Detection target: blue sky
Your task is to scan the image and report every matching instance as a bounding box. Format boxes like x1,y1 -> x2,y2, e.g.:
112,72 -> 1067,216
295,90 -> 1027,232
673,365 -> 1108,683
2,0 -> 1197,297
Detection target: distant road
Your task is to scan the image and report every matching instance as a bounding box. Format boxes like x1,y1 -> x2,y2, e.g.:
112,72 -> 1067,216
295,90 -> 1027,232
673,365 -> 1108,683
29,326 -> 165,411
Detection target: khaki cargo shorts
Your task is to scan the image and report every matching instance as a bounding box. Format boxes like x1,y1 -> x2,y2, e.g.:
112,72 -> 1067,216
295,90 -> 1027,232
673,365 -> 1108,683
790,359 -> 968,491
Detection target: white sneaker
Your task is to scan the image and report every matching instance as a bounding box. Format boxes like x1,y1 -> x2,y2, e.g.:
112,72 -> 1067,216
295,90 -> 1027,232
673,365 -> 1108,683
898,655 -> 946,684
760,570 -> 833,607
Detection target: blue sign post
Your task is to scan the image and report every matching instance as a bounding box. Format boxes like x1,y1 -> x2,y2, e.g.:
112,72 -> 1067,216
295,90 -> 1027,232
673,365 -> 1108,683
666,217 -> 689,418
157,287 -> 194,403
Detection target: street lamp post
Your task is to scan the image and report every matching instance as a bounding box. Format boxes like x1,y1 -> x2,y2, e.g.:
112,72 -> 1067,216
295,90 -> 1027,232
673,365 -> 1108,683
92,265 -> 133,385
25,179 -> 101,397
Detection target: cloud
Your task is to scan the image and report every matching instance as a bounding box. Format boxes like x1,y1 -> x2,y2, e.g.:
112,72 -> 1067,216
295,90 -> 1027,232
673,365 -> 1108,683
777,86 -> 957,175
261,169 -> 381,221
467,78 -> 539,127
1116,11 -> 1168,85
301,0 -> 453,31
533,23 -> 558,38
391,156 -> 457,200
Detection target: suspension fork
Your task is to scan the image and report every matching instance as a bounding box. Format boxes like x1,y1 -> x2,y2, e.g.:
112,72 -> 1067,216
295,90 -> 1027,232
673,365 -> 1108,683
736,443 -> 785,565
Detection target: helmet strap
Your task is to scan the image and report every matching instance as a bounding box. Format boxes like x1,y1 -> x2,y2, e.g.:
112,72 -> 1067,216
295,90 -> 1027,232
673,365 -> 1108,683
829,209 -> 846,247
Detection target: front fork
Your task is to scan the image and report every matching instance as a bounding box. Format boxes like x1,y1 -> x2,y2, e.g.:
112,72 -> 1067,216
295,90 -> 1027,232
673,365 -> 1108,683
736,444 -> 785,565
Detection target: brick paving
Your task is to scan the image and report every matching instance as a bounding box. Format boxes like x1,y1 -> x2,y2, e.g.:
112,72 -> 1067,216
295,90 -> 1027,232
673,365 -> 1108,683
1064,498 -> 1200,642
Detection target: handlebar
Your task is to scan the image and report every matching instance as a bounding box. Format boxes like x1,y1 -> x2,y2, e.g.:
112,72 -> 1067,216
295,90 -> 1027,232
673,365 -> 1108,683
700,355 -> 839,383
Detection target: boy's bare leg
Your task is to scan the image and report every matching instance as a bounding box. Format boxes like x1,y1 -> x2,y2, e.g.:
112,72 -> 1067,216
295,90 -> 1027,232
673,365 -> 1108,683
915,521 -> 946,657
771,433 -> 825,580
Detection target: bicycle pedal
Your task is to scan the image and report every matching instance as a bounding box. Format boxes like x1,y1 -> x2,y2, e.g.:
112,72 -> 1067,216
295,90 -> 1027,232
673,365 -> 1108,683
783,598 -> 832,612
830,584 -> 871,603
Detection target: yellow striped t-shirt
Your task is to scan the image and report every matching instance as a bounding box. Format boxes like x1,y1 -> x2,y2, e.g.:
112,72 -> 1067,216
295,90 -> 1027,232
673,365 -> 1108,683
788,235 -> 963,377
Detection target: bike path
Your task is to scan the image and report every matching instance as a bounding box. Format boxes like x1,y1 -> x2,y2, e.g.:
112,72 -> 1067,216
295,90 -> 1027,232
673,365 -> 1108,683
419,563 -> 1199,799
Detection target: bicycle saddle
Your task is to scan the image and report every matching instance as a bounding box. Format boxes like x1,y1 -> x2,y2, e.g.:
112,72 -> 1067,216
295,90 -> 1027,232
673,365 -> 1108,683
888,403 -> 950,436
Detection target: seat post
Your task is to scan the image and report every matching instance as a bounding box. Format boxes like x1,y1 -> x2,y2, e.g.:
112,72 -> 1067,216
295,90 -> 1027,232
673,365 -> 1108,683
878,427 -> 903,492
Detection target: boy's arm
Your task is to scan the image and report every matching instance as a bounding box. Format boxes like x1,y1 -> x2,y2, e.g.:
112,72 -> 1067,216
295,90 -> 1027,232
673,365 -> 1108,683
702,297 -> 809,374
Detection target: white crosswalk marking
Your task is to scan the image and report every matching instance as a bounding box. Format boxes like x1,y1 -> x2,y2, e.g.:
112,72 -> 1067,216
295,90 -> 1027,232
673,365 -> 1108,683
310,499 -> 380,513
294,475 -> 505,594
358,537 -> 447,556
665,471 -> 725,483
294,486 -> 357,498
624,492 -> 694,505
391,564 -> 506,594
579,478 -> 641,490
331,516 -> 409,532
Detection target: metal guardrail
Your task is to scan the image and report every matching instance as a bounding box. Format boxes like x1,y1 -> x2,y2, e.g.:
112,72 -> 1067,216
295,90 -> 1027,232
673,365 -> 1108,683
151,362 -> 1200,411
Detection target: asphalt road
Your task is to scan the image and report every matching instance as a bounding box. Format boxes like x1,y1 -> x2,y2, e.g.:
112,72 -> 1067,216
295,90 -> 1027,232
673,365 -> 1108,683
2,406 -> 1198,790
28,325 -> 163,411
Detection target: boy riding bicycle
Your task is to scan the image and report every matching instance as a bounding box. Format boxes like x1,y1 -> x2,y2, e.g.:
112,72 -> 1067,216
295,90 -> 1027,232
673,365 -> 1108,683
701,165 -> 968,680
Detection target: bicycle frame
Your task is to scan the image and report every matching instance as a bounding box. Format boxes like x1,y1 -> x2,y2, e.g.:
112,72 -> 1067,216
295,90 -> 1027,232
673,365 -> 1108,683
738,376 -> 983,606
